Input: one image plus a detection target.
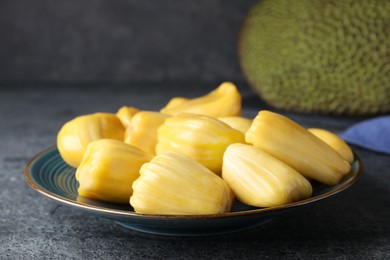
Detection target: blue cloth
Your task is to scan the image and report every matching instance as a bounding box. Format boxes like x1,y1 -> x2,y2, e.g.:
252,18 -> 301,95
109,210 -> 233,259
339,116 -> 390,154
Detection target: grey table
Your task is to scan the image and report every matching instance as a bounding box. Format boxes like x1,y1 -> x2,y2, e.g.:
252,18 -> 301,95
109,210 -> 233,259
1,86 -> 389,259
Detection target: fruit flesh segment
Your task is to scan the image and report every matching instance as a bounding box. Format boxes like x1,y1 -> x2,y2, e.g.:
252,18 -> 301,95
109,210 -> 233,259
76,139 -> 152,204
156,113 -> 245,174
116,106 -> 139,128
246,111 -> 351,185
124,111 -> 170,155
218,116 -> 252,133
130,151 -> 233,215
160,82 -> 242,117
223,143 -> 312,207
57,113 -> 124,168
308,128 -> 354,164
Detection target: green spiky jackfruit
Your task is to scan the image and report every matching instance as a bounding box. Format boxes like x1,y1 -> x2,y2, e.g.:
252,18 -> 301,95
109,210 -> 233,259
239,0 -> 390,115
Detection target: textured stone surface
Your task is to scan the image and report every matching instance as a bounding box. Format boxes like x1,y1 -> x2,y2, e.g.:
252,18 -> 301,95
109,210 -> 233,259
0,0 -> 256,86
1,86 -> 389,259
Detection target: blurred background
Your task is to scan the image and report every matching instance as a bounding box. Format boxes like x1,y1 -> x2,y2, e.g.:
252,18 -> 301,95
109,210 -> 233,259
0,0 -> 257,93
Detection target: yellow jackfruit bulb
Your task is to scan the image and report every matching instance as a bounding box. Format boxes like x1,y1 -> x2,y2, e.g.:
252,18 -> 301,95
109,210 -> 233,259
116,106 -> 139,128
246,111 -> 351,185
57,113 -> 125,168
308,128 -> 354,164
124,111 -> 170,155
130,151 -> 233,215
223,143 -> 312,207
156,113 -> 245,173
76,139 -> 152,204
218,116 -> 252,133
160,82 -> 242,117
161,97 -> 187,110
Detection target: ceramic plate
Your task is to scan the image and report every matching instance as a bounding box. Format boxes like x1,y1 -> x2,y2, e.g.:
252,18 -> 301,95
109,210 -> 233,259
25,147 -> 362,236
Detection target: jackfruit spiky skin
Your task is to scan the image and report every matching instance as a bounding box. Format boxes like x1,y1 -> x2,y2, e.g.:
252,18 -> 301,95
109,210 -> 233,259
239,0 -> 390,115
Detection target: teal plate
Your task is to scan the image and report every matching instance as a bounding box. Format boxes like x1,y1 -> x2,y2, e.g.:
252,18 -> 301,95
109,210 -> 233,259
25,147 -> 362,236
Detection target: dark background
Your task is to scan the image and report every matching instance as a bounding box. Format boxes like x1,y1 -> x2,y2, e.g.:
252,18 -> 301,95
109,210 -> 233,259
0,0 -> 257,91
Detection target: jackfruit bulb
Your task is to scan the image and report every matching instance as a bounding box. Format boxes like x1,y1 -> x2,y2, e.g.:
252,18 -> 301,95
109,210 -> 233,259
156,113 -> 245,174
246,111 -> 351,185
239,0 -> 390,115
57,113 -> 125,168
222,143 -> 312,207
160,82 -> 242,117
130,151 -> 233,215
76,139 -> 152,204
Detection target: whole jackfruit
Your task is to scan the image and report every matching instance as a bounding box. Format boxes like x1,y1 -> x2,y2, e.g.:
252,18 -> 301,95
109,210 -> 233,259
239,0 -> 390,115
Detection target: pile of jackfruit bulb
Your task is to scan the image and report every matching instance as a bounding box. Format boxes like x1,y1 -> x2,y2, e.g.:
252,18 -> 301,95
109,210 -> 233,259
57,82 -> 354,215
